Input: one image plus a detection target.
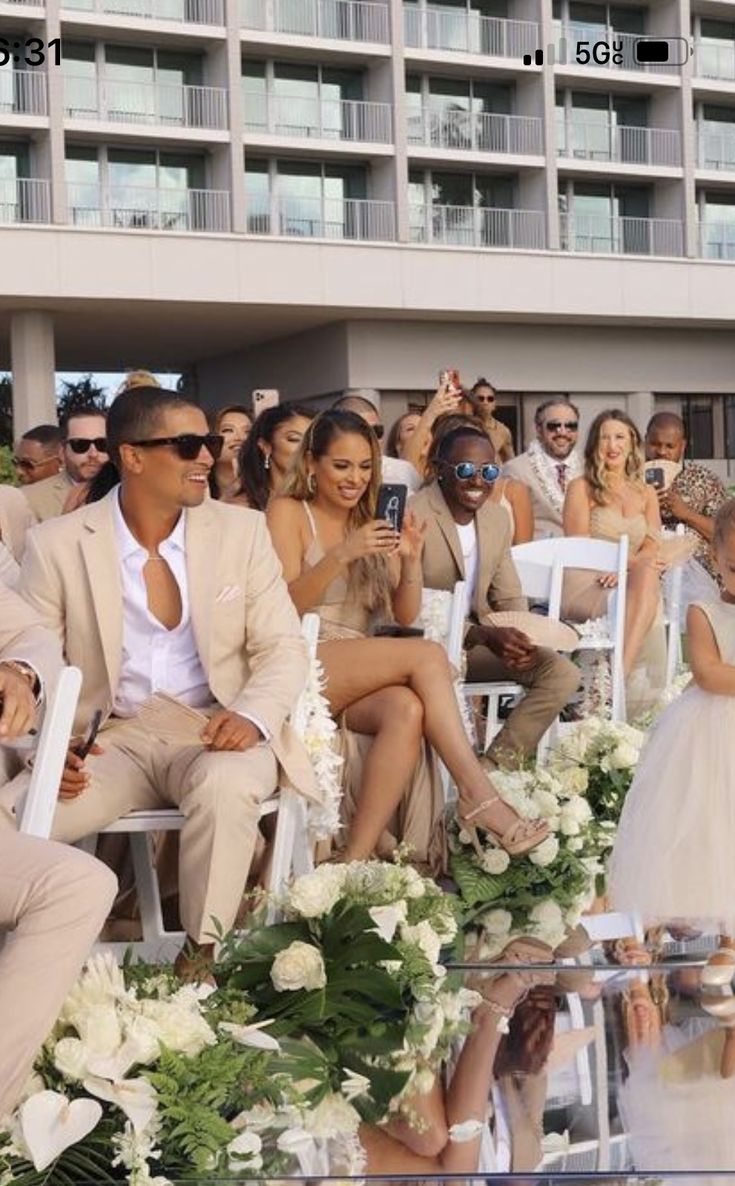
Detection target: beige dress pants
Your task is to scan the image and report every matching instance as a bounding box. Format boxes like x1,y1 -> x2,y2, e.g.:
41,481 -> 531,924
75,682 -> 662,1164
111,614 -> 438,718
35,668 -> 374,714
0,832 -> 117,1117
0,718 -> 278,945
465,645 -> 580,766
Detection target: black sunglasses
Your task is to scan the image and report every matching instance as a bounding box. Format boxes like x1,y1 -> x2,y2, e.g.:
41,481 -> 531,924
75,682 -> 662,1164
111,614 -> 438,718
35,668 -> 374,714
441,460 -> 500,483
13,456 -> 47,470
545,420 -> 578,432
66,437 -> 109,454
128,433 -> 225,461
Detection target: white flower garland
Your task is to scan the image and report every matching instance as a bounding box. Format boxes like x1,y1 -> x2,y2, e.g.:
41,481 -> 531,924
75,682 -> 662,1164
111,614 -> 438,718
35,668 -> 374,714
526,440 -> 583,519
300,655 -> 344,842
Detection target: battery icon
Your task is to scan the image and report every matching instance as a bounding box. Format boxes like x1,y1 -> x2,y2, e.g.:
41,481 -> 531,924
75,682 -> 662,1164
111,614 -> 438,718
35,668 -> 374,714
634,36 -> 691,64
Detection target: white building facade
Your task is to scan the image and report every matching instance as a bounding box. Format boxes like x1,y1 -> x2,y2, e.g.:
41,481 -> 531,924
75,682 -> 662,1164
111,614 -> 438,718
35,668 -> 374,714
1,0 -> 735,465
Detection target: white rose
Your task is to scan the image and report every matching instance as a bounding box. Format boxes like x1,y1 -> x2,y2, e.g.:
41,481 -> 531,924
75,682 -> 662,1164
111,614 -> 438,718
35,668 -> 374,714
609,742 -> 639,770
288,867 -> 344,919
401,920 -> 443,966
557,766 -> 589,796
559,797 -> 592,836
139,1000 -> 216,1057
271,942 -> 327,993
481,909 -> 513,936
54,1037 -> 94,1082
305,1094 -> 360,1140
479,848 -> 511,875
567,836 -> 584,852
528,836 -> 560,866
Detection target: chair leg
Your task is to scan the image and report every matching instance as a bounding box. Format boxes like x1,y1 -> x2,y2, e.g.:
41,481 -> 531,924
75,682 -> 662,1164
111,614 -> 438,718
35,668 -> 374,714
129,832 -> 167,947
265,789 -> 301,924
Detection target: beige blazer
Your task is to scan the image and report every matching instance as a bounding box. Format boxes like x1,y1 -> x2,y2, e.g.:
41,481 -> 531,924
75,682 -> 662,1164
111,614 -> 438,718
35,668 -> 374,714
0,486 -> 35,563
0,583 -> 64,706
22,471 -> 74,523
19,491 -> 316,800
502,451 -> 564,540
410,482 -> 526,624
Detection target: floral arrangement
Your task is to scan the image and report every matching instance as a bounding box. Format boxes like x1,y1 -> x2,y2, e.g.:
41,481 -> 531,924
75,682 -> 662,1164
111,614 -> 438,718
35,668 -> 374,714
449,765 -> 602,959
216,860 -> 477,1122
300,654 -> 344,842
548,717 -> 646,839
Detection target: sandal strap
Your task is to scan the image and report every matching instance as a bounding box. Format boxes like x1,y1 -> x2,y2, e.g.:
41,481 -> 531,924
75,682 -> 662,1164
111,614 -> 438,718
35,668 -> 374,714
460,795 -> 500,823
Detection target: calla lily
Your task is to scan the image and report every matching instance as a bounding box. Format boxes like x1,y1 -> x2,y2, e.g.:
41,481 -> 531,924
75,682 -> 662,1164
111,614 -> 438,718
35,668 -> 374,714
83,1076 -> 158,1135
219,1020 -> 281,1051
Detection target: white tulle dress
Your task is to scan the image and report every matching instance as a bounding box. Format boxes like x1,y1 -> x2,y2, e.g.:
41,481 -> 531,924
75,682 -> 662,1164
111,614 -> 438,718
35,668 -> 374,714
609,599 -> 735,932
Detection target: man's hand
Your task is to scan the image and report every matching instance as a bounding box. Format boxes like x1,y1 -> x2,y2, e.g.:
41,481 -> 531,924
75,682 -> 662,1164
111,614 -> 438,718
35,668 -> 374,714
59,741 -> 104,799
483,625 -> 538,671
201,711 -> 262,752
658,486 -> 690,524
0,663 -> 37,739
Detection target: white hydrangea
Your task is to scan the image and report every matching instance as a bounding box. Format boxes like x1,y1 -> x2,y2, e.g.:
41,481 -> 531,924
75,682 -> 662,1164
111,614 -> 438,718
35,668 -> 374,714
558,797 -> 593,836
479,847 -> 511,875
529,787 -> 561,820
481,909 -> 513,936
556,765 -> 589,796
528,835 -> 560,867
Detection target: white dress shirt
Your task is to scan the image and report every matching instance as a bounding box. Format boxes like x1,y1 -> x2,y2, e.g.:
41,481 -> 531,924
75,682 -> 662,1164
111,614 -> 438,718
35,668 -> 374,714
111,495 -> 271,739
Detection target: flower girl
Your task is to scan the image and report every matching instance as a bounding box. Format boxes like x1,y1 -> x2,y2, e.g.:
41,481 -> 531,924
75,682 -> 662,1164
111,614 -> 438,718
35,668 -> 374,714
610,498 -> 735,943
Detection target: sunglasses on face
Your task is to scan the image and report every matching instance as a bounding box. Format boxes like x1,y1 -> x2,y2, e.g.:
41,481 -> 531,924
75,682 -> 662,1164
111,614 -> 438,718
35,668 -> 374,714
442,460 -> 500,483
544,420 -> 578,433
473,394 -> 496,404
128,433 -> 225,461
66,437 -> 109,454
13,456 -> 48,470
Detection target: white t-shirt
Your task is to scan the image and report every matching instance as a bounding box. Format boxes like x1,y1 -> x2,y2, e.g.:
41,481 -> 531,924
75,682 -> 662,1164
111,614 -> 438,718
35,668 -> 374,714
456,519 -> 478,615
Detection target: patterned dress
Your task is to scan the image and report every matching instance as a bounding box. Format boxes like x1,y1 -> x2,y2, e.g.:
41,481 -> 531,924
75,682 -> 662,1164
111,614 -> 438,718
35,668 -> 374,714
660,462 -> 727,583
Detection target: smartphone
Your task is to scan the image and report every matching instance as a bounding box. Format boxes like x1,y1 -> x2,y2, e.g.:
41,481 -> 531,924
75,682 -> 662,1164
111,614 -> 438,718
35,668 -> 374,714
251,389 -> 280,416
645,466 -> 665,490
439,369 -> 462,396
376,483 -> 408,534
372,624 -> 425,638
73,709 -> 103,760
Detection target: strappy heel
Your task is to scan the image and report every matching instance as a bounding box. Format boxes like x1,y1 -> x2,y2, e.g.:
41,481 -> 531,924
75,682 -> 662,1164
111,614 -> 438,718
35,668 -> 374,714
458,794 -> 549,858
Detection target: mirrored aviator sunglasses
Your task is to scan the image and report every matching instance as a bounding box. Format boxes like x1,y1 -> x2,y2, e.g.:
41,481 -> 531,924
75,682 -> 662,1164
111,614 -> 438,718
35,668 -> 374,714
452,461 -> 500,483
129,433 -> 225,461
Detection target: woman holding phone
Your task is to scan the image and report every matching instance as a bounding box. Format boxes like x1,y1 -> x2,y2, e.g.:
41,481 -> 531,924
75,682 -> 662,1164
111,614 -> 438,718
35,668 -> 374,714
267,409 -> 549,866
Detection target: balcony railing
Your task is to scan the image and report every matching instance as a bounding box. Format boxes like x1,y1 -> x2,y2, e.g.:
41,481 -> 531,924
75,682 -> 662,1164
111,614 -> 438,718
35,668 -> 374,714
62,0 -> 224,23
560,213 -> 684,255
0,69 -> 47,116
244,94 -> 392,142
410,203 -> 546,248
247,195 -> 395,240
0,177 -> 50,222
408,106 -> 543,155
241,0 -> 390,42
556,23 -> 679,73
67,183 -> 231,231
698,127 -> 735,171
699,220 -> 735,259
694,39 -> 735,81
557,120 -> 681,167
64,76 -> 228,129
404,4 -> 538,58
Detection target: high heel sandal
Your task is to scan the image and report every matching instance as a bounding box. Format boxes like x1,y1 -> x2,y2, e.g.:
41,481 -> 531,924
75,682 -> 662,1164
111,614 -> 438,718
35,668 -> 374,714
458,794 -> 549,858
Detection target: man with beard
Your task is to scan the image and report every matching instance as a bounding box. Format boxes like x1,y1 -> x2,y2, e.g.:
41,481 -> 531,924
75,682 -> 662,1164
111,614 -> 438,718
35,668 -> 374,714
503,400 -> 583,538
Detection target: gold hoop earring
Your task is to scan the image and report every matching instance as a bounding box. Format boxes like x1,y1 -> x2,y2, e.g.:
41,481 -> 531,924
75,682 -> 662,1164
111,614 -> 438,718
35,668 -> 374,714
307,473 -> 316,494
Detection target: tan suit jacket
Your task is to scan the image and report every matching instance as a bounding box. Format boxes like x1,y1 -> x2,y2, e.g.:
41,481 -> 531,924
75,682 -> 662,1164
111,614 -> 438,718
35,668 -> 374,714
0,486 -> 35,562
410,482 -> 527,624
502,451 -> 563,540
19,491 -> 316,800
22,471 -> 74,523
0,583 -> 63,691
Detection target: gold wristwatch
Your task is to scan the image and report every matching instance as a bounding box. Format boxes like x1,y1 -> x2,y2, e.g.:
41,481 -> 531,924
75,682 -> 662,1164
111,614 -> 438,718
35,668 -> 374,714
0,660 -> 41,700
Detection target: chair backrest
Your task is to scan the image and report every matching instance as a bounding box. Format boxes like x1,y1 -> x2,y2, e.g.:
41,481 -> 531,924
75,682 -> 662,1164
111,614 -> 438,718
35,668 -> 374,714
19,666 -> 83,838
417,581 -> 466,668
291,613 -> 320,736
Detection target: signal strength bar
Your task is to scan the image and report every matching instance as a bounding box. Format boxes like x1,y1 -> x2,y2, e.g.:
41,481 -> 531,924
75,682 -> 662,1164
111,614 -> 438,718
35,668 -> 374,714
522,37 -> 567,65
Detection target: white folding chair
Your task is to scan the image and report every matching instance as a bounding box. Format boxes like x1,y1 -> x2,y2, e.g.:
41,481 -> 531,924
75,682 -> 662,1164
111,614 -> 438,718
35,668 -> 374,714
18,667 -> 83,838
513,536 -> 629,723
416,582 -> 466,799
579,910 -> 645,944
19,616 -> 320,962
661,524 -> 686,685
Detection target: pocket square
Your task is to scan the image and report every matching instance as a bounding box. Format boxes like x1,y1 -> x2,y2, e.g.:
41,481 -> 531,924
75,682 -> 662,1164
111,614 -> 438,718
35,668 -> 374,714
216,585 -> 244,605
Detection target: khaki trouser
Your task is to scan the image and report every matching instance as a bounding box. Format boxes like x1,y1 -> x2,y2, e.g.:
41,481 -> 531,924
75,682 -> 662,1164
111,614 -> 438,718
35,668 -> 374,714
0,832 -> 117,1116
465,645 -> 580,766
0,718 -> 278,945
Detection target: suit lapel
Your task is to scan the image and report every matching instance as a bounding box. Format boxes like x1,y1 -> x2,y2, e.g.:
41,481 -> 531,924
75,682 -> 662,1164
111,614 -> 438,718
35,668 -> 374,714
186,501 -> 220,670
428,483 -> 465,578
79,493 -> 123,695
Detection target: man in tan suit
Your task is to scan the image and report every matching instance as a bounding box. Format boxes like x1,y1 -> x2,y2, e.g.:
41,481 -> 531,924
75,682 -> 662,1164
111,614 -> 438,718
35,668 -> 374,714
0,584 -> 116,1117
411,425 -> 579,766
5,386 -> 313,977
502,400 -> 582,539
13,424 -> 63,486
22,406 -> 109,521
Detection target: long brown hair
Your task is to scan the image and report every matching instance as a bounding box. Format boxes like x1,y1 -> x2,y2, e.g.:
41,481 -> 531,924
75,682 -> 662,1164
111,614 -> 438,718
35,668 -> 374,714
584,409 -> 645,506
280,409 -> 393,616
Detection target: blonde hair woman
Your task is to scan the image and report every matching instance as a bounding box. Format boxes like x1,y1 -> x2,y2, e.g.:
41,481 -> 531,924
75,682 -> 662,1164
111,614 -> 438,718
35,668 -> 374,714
563,408 -> 667,712
267,409 -> 549,865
